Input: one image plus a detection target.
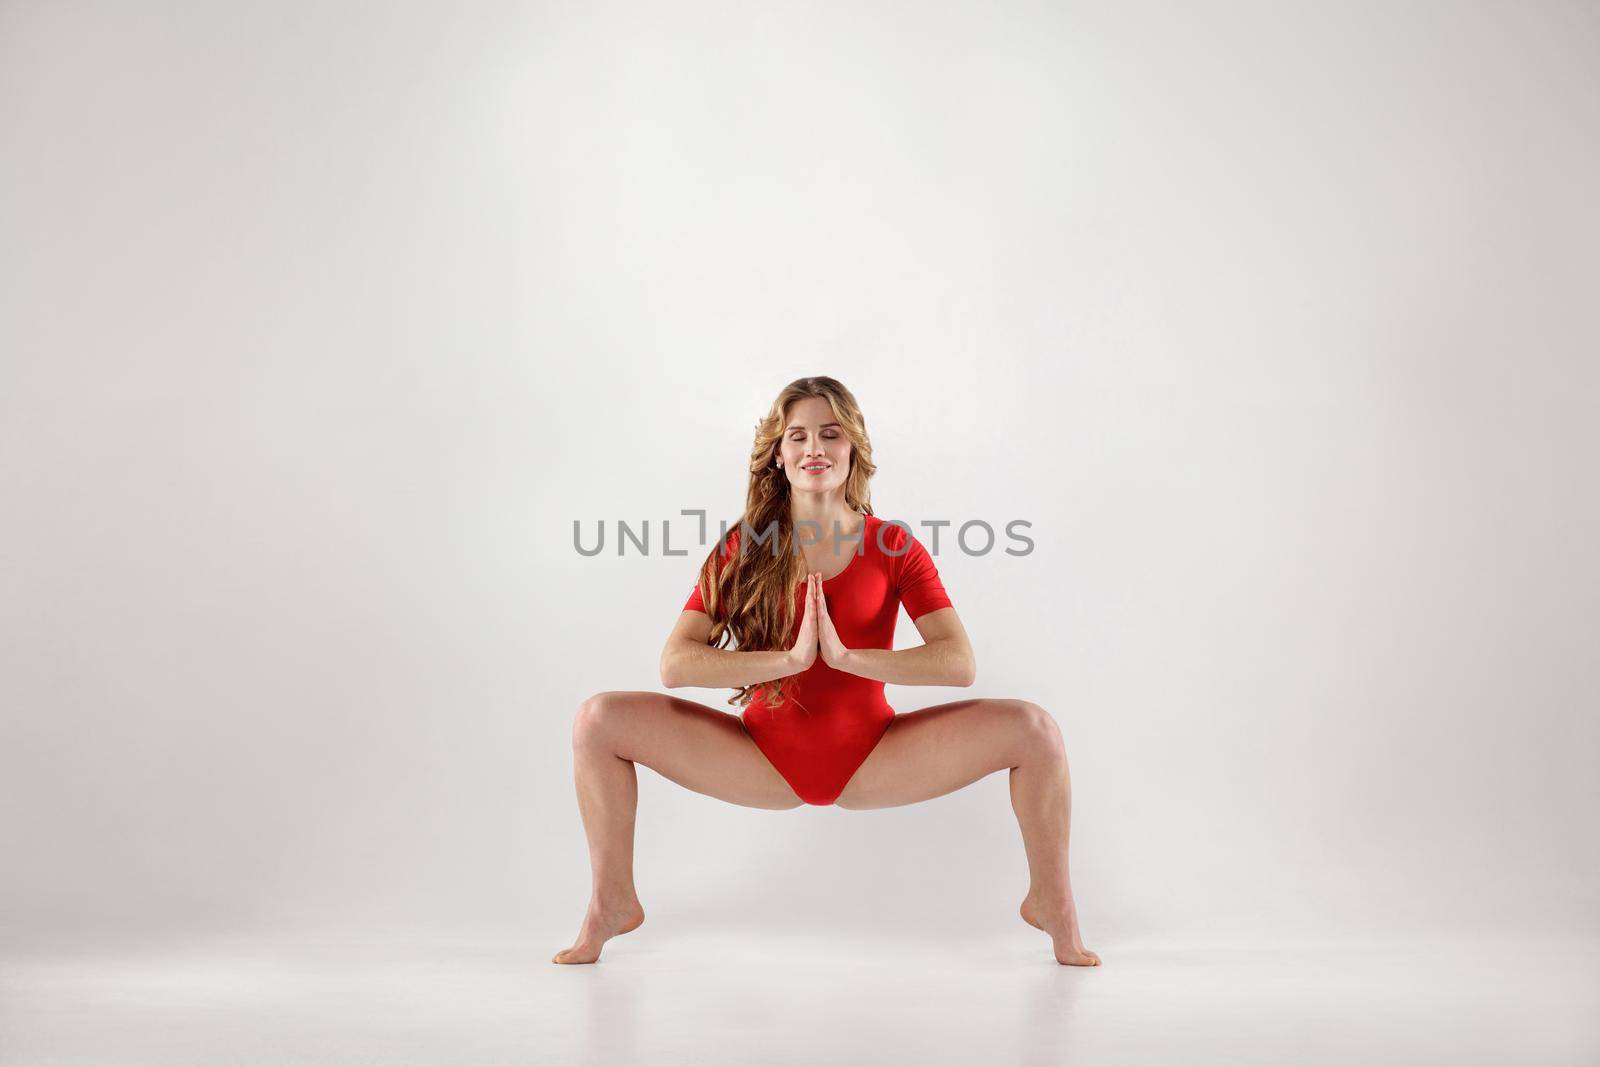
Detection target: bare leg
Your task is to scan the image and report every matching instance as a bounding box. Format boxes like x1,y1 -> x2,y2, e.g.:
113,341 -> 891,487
1009,714 -> 1100,966
552,708 -> 647,964
553,690 -> 803,964
834,698 -> 1100,966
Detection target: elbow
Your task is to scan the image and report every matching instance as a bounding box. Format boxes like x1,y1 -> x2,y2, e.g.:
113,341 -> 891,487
659,650 -> 681,689
954,650 -> 977,688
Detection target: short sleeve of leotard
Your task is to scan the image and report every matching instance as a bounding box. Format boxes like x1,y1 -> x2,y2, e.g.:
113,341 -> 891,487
683,525 -> 741,615
891,524 -> 953,621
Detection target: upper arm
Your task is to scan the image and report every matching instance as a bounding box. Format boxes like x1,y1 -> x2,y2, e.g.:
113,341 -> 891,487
669,607 -> 713,648
668,525 -> 733,666
661,608 -> 713,685
885,521 -> 969,677
910,605 -> 966,647
892,523 -> 954,621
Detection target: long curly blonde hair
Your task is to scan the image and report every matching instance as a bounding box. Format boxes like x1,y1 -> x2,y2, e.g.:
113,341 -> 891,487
691,376 -> 877,709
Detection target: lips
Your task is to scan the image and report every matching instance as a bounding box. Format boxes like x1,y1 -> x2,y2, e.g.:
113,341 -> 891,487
801,463 -> 831,474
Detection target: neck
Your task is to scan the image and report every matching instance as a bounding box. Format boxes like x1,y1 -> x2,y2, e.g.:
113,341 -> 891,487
788,488 -> 860,542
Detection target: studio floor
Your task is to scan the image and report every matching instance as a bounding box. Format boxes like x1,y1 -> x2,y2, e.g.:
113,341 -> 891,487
2,928 -> 1594,1065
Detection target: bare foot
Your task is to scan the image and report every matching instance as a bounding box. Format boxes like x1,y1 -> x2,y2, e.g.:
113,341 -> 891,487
552,896 -> 646,965
1020,895 -> 1101,966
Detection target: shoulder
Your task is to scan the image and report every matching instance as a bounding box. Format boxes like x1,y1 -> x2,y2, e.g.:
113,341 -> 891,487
857,513 -> 899,553
870,515 -> 915,551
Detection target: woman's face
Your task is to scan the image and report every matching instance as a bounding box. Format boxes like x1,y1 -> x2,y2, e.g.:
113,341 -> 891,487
777,396 -> 851,492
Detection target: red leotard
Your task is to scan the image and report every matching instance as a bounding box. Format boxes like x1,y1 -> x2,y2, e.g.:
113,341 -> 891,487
682,513 -> 953,805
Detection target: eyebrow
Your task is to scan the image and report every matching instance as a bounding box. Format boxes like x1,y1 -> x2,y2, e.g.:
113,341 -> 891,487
786,422 -> 841,432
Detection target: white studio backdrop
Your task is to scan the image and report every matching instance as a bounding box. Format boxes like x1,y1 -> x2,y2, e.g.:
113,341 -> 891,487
1,0 -> 1596,955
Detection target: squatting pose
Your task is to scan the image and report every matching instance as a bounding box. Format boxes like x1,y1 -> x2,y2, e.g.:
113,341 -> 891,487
554,376 -> 1099,966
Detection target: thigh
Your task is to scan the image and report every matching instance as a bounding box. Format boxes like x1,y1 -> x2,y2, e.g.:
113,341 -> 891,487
576,690 -> 805,810
833,698 -> 1047,810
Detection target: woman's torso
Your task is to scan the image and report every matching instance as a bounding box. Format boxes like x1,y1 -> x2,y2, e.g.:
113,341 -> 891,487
752,513 -> 900,714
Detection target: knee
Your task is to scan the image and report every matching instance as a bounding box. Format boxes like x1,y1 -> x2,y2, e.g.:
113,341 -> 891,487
1013,700 -> 1066,760
572,690 -> 627,749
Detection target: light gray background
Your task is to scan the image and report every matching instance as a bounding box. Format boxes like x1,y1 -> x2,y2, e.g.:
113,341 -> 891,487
2,2 -> 1597,1060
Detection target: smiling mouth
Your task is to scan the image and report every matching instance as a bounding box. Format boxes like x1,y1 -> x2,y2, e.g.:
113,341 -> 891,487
801,463 -> 831,473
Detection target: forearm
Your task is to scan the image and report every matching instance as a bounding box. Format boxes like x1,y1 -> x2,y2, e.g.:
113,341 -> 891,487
662,642 -> 799,690
837,639 -> 974,687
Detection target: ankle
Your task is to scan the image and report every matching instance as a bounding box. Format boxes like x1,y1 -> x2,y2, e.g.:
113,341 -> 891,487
591,889 -> 641,912
1024,888 -> 1076,909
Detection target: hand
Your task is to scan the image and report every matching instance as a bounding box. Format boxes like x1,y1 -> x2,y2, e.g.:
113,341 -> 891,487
788,572 -> 821,672
815,576 -> 851,670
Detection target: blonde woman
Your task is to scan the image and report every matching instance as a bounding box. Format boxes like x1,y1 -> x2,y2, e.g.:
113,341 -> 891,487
554,376 -> 1100,967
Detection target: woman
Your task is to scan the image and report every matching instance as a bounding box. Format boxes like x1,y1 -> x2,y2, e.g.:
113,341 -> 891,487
553,376 -> 1100,966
